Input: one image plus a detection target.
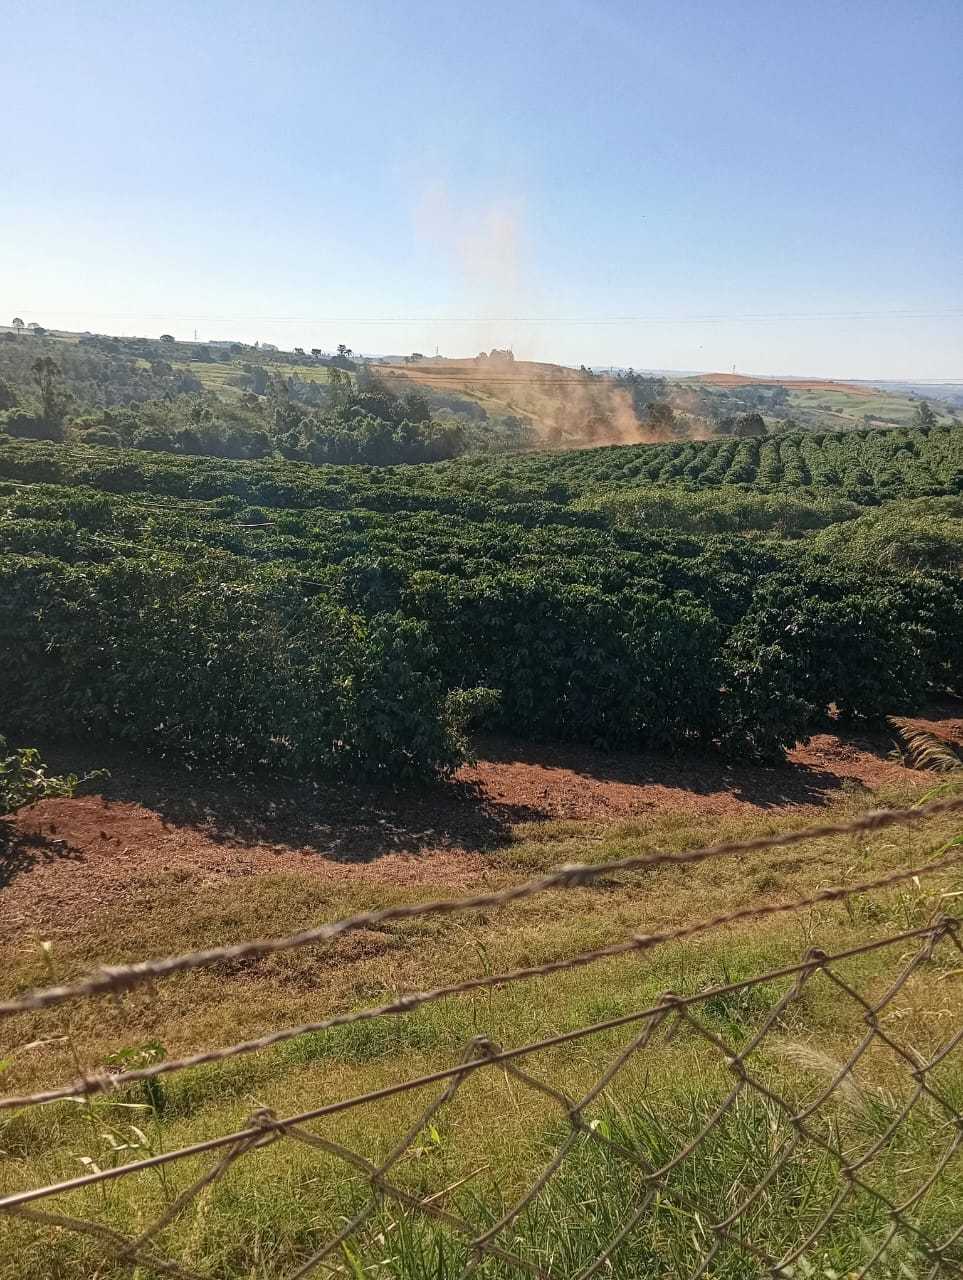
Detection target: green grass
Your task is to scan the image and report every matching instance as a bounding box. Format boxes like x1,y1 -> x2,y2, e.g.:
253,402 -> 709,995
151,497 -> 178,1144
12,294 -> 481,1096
785,386 -> 954,427
180,362 -> 245,395
176,361 -> 337,397
270,363 -> 336,385
2,782 -> 963,1276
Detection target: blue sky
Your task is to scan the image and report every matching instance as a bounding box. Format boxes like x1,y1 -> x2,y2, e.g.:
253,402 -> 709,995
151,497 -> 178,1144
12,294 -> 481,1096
3,0 -> 961,377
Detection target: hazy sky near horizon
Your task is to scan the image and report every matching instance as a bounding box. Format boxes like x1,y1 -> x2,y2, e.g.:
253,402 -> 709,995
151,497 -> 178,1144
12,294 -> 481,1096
3,0 -> 961,378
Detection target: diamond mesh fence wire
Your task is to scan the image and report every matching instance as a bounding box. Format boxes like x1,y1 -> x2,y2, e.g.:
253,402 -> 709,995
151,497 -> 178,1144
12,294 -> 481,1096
2,797 -> 963,1278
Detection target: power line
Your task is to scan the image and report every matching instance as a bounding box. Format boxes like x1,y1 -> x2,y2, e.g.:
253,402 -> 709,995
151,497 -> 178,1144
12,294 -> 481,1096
8,308 -> 963,325
374,372 -> 963,385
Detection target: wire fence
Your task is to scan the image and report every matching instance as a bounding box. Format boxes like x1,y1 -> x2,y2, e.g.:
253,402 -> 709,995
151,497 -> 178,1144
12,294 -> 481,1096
2,796 -> 963,1278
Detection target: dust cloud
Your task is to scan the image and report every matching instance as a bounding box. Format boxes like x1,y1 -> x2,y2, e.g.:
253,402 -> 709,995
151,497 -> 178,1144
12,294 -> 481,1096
410,185 -> 663,447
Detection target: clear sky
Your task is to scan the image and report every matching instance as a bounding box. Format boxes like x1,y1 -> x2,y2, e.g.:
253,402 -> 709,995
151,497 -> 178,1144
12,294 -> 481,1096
3,0 -> 961,378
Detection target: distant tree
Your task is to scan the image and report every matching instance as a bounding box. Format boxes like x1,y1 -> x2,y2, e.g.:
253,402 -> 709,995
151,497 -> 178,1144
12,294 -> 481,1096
616,370 -> 668,417
719,411 -> 767,438
294,347 -> 305,355
31,356 -> 70,434
159,334 -> 175,344
647,401 -> 677,434
245,365 -> 270,396
27,322 -> 43,334
737,412 -> 766,437
330,343 -> 357,371
133,424 -> 178,451
915,401 -> 938,429
229,343 -> 244,355
188,401 -> 215,426
311,348 -> 326,359
75,424 -> 122,447
11,317 -> 24,337
1,409 -> 50,440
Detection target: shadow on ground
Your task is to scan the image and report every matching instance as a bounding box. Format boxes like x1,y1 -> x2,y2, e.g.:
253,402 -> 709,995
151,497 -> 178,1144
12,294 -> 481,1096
470,730 -> 891,812
22,710 -> 938,864
0,822 -> 85,889
21,742 -> 546,860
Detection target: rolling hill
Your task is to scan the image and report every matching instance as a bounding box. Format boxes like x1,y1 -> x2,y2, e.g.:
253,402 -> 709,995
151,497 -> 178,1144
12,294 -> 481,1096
376,355 -> 958,444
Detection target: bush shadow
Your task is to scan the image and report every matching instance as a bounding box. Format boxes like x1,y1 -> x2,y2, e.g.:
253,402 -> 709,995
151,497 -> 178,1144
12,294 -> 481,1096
0,821 -> 86,889
24,741 -> 547,861
472,729 -> 892,813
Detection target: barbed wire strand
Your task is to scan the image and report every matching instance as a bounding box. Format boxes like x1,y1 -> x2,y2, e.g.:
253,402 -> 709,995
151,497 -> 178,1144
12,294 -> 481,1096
1,916 -> 955,1212
4,832 -> 963,1116
7,922 -> 963,1280
3,793 -> 961,1022
4,799 -> 963,1280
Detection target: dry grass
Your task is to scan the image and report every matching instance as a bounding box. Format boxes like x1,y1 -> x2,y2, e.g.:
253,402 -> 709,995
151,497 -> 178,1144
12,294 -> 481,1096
2,780 -> 963,1276
889,718 -> 963,773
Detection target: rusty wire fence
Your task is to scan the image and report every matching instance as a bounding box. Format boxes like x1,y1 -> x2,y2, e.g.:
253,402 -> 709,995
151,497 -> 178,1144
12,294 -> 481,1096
2,796 -> 963,1278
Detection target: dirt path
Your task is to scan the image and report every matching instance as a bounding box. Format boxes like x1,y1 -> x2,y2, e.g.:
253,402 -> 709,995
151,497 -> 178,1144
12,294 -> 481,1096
2,710 -> 960,940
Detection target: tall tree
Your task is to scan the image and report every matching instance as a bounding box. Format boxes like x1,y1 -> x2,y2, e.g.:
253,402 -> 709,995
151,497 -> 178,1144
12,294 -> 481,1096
0,377 -> 17,410
648,401 -> 677,435
915,401 -> 938,429
11,317 -> 23,338
31,356 -> 69,430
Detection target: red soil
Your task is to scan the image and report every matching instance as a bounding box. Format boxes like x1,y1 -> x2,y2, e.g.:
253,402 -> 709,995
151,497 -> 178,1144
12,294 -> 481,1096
2,710 -> 960,940
686,373 -> 874,396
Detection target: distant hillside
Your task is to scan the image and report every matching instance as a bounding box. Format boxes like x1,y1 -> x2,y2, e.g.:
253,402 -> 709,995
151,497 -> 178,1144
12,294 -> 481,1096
683,372 -> 873,395
381,357 -> 958,442
2,326 -> 955,458
686,373 -> 957,431
374,355 -> 652,447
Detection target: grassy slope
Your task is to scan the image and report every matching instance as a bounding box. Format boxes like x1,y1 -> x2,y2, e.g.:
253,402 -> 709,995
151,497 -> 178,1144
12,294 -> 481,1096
381,360 -> 955,438
376,358 -> 644,445
784,384 -> 949,427
2,780 -> 962,1277
680,376 -> 957,431
178,360 -> 336,397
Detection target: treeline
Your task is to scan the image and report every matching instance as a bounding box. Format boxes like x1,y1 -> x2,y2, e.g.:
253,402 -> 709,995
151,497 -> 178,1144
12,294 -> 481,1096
70,370 -> 466,465
0,336 -> 537,465
0,436 -> 961,777
73,331 -> 358,370
0,336 -> 203,416
0,348 -> 468,465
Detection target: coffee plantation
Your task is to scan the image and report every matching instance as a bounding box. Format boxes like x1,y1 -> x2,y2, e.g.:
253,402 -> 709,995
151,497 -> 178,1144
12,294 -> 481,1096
1,426 -> 961,778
